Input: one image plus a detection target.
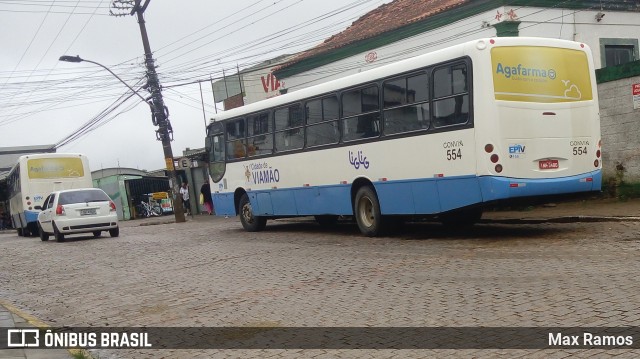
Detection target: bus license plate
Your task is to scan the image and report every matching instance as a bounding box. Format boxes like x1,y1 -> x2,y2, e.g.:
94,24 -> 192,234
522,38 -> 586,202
80,209 -> 96,216
539,159 -> 559,169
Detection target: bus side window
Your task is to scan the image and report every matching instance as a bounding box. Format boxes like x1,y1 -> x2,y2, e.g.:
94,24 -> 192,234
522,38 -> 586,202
342,85 -> 380,142
306,96 -> 339,147
383,72 -> 430,135
275,104 -> 304,151
247,112 -> 273,157
225,118 -> 246,160
432,64 -> 469,128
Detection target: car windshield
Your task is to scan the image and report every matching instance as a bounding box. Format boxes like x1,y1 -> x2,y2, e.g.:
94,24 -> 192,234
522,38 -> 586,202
58,189 -> 110,205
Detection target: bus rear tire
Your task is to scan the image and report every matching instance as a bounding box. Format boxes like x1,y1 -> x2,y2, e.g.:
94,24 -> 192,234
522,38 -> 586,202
239,194 -> 266,232
354,186 -> 383,237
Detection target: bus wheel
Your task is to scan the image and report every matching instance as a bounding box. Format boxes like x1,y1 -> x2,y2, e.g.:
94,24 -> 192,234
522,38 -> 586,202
314,215 -> 338,227
38,224 -> 49,241
27,223 -> 39,237
354,186 -> 383,237
239,194 -> 266,232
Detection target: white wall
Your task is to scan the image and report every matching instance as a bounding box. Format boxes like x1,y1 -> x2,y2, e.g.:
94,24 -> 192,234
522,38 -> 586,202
281,6 -> 640,91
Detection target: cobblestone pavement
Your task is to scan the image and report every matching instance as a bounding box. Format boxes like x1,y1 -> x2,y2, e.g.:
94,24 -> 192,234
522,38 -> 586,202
1,201 -> 639,359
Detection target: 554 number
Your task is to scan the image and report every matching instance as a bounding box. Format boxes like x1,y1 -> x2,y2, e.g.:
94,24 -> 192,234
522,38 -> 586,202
446,149 -> 462,160
573,146 -> 587,155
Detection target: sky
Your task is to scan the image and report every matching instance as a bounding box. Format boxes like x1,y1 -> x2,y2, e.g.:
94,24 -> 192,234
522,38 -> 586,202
0,0 -> 391,172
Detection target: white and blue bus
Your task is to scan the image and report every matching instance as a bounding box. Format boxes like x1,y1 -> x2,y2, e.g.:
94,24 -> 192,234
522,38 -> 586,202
7,153 -> 93,236
205,37 -> 601,236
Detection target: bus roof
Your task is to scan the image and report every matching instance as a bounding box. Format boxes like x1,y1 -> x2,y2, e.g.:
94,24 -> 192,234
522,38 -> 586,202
209,37 -> 590,124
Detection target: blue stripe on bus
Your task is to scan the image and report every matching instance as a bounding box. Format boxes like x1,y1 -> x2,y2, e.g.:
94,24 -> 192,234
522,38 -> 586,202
212,169 -> 601,217
478,169 -> 601,201
25,210 -> 39,224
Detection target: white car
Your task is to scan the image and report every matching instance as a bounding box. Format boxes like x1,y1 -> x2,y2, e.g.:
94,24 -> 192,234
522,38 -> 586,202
37,188 -> 119,242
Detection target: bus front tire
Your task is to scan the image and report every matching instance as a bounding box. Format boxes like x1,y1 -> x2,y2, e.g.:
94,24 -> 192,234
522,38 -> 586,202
239,194 -> 266,232
38,224 -> 49,241
354,186 -> 383,237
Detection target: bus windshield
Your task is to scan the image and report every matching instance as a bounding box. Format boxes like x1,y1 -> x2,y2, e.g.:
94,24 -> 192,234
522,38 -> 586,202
27,157 -> 85,179
491,46 -> 593,103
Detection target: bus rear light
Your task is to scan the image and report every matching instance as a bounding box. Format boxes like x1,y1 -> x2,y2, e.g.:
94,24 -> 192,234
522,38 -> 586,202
26,196 -> 30,200
303,184 -> 310,187
340,180 -> 348,185
490,39 -> 495,44
510,183 -> 526,188
598,140 -> 602,148
379,178 -> 388,182
490,154 -> 499,163
56,205 -> 65,216
484,144 -> 494,153
271,186 -> 278,190
495,164 -> 503,173
434,174 -> 444,178
27,201 -> 32,205
594,160 -> 599,167
596,150 -> 601,158
109,201 -> 117,212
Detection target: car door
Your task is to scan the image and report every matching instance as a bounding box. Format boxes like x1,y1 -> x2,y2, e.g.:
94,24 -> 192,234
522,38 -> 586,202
39,194 -> 55,233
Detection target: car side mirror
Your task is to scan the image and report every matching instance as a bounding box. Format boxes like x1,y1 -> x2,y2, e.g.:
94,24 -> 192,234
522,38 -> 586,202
34,206 -> 42,210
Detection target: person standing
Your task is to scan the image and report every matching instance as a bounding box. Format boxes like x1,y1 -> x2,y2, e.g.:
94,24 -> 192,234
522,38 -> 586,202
179,182 -> 191,216
200,182 -> 214,215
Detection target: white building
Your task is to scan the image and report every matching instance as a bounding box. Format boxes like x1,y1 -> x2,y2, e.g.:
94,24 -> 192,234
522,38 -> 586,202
273,0 -> 640,90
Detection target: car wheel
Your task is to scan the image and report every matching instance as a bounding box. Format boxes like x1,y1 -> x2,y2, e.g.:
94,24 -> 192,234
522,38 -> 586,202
239,193 -> 266,232
93,231 -> 101,238
38,223 -> 49,241
53,223 -> 65,242
109,227 -> 119,238
354,186 -> 383,237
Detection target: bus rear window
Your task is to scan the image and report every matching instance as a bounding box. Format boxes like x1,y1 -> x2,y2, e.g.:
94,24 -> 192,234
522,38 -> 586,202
27,158 -> 85,179
491,46 -> 593,103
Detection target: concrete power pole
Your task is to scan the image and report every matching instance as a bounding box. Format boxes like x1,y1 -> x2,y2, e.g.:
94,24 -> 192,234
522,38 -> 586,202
111,0 -> 185,223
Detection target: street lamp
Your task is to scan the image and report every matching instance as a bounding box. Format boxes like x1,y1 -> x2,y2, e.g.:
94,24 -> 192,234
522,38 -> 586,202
59,55 -> 149,103
59,54 -> 186,223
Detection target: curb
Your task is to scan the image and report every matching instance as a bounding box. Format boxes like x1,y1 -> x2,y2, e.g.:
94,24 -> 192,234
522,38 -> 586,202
0,299 -> 94,359
482,216 -> 640,224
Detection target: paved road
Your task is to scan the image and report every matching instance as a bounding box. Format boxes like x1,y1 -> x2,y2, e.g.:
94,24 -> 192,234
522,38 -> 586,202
1,212 -> 639,358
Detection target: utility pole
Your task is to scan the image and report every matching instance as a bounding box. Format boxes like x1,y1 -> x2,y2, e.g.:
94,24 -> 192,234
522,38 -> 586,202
111,0 -> 185,223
